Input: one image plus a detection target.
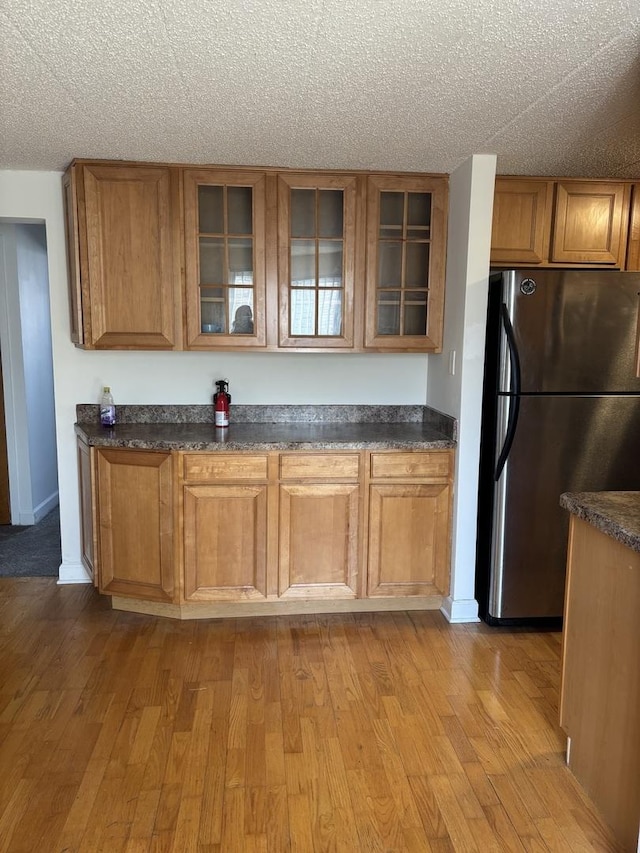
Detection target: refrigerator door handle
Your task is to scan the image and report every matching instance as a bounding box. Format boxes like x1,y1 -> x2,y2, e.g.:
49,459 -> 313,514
495,394 -> 520,481
501,302 -> 521,396
495,304 -> 522,481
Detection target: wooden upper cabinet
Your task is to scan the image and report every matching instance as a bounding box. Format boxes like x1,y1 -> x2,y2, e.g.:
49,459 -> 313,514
62,168 -> 83,344
64,160 -> 450,352
68,162 -> 181,349
491,176 -> 632,268
551,181 -> 630,265
490,179 -> 553,265
365,174 -> 447,351
277,173 -> 358,348
184,169 -> 267,348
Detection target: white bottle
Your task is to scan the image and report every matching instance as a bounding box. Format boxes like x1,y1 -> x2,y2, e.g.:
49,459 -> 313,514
100,386 -> 116,427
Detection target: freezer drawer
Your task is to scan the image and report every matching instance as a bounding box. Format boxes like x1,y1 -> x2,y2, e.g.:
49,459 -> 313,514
488,394 -> 640,620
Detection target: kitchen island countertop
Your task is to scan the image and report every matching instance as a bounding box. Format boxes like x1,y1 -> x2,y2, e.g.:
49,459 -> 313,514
560,491 -> 640,554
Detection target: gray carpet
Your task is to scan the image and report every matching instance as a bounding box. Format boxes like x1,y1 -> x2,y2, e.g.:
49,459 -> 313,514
0,507 -> 61,577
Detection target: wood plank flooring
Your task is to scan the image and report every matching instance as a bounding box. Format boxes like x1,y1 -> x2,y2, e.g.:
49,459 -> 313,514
0,578 -> 624,852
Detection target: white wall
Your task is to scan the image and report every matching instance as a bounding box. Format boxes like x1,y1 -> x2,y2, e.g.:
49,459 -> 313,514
15,224 -> 58,519
427,154 -> 497,623
0,222 -> 58,523
0,225 -> 30,523
0,170 -> 431,581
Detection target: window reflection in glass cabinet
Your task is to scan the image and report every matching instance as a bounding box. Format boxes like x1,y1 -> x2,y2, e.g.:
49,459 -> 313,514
279,174 -> 356,348
198,185 -> 255,335
289,188 -> 344,337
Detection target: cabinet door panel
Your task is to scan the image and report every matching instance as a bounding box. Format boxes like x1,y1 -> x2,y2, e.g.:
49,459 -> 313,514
82,164 -> 179,348
278,173 -> 357,348
279,483 -> 359,598
183,484 -> 267,600
184,169 -> 267,348
552,181 -> 629,265
490,179 -> 553,265
365,174 -> 447,351
626,184 -> 640,271
368,483 -> 450,596
97,449 -> 174,601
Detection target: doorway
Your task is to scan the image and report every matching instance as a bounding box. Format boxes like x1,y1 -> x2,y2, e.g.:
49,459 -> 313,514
0,221 -> 59,541
0,363 -> 9,524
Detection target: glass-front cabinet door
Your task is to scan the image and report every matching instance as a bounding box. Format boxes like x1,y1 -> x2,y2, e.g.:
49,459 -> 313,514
365,175 -> 447,351
184,169 -> 266,347
278,173 -> 357,348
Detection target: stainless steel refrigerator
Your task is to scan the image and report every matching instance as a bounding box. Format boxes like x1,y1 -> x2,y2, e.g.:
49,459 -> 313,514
476,269 -> 640,626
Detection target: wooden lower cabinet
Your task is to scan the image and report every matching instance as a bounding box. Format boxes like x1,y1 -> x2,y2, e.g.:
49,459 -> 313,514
183,484 -> 268,600
77,437 -> 97,584
277,452 -> 361,599
367,483 -> 451,597
560,516 -> 640,851
80,444 -> 453,614
366,449 -> 453,597
96,448 -> 175,602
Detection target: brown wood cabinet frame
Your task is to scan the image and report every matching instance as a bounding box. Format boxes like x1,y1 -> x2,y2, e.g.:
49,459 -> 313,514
491,175 -> 634,269
64,160 -> 448,354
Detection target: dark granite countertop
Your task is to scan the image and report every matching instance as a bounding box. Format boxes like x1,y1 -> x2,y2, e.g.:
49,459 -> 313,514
560,492 -> 640,554
75,420 -> 455,452
75,403 -> 457,452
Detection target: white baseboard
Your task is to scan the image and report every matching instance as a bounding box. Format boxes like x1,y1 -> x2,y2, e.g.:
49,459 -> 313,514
57,561 -> 92,584
440,596 -> 480,623
15,491 -> 59,525
33,491 -> 59,523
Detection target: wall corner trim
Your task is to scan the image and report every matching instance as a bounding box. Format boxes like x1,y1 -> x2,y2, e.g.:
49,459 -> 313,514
440,596 -> 480,623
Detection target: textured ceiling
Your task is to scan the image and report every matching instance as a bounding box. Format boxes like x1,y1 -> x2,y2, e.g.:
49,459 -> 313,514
2,0 -> 640,177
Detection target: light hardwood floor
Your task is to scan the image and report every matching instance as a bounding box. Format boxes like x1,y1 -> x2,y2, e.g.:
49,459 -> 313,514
0,579 -> 623,852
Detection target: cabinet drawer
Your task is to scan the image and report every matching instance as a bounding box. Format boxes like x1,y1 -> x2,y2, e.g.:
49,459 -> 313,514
183,454 -> 268,482
370,451 -> 451,480
280,453 -> 360,480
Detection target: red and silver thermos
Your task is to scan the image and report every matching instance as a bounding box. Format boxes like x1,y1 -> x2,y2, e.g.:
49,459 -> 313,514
214,379 -> 231,427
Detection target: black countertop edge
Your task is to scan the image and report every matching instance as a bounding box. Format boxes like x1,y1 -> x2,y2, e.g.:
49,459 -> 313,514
560,491 -> 640,554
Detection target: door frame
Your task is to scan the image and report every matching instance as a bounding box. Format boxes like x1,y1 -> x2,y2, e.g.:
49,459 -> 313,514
0,361 -> 9,523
